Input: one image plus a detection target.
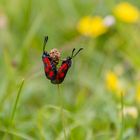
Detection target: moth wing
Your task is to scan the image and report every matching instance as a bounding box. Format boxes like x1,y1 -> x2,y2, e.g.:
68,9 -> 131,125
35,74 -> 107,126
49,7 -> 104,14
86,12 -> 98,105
51,59 -> 71,84
42,55 -> 57,81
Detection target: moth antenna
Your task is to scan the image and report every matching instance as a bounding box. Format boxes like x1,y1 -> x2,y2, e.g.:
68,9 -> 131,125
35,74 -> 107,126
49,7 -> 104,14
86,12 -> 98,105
43,36 -> 48,52
72,48 -> 83,58
71,48 -> 76,58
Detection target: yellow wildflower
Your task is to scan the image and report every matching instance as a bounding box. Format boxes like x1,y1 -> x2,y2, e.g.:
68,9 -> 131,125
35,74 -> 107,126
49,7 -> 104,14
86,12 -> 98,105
113,2 -> 140,23
105,71 -> 124,97
136,83 -> 140,103
77,16 -> 107,37
106,71 -> 119,91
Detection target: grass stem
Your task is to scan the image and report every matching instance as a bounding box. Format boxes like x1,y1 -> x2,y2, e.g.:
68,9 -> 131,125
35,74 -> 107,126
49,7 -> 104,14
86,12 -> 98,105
57,84 -> 67,140
10,79 -> 25,125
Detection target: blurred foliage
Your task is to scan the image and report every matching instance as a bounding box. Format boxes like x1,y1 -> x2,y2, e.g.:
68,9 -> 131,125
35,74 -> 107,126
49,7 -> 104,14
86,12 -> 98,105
0,0 -> 140,140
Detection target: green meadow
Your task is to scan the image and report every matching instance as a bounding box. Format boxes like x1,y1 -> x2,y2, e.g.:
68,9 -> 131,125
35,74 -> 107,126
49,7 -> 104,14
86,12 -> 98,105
0,0 -> 140,139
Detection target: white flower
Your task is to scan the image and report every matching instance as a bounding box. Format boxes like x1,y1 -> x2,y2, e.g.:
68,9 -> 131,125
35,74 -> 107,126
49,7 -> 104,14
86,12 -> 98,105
103,15 -> 115,27
123,106 -> 138,119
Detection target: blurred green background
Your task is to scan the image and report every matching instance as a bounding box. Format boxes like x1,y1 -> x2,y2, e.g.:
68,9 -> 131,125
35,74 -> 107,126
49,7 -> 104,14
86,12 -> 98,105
0,0 -> 140,140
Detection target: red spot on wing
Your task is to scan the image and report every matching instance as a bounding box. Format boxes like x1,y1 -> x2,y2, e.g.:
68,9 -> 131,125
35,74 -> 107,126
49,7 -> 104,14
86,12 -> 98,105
58,63 -> 68,72
59,72 -> 65,78
55,63 -> 69,83
45,67 -> 48,72
49,71 -> 54,78
43,57 -> 51,67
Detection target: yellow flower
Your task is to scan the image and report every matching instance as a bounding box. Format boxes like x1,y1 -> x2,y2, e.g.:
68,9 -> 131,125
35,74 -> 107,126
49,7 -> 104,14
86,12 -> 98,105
106,71 -> 119,91
105,71 -> 124,97
77,16 -> 107,37
136,83 -> 140,103
113,2 -> 140,23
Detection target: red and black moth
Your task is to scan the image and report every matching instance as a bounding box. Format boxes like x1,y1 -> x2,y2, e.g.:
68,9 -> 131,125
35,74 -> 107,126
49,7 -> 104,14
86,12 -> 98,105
42,36 -> 83,84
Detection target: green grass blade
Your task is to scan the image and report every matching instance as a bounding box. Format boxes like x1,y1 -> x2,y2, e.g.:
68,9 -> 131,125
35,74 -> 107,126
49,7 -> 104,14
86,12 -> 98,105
10,78 -> 25,125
